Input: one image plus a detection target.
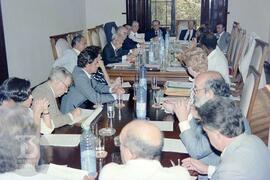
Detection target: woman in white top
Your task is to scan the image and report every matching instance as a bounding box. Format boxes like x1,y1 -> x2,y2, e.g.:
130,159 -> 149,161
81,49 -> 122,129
1,77 -> 54,134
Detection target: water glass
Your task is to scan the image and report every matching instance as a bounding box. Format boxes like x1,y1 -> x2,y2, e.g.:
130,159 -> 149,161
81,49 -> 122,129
151,76 -> 159,90
94,93 -> 102,108
107,102 -> 115,119
96,136 -> 107,159
133,82 -> 138,100
115,94 -> 125,108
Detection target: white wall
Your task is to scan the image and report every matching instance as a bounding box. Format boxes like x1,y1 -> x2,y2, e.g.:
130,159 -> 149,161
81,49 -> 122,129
85,0 -> 126,28
227,0 -> 270,61
1,0 -> 86,86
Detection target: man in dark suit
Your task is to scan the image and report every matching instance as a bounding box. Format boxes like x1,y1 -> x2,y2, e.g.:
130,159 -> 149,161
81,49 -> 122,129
179,20 -> 196,41
102,34 -> 134,66
145,20 -> 166,41
119,25 -> 138,51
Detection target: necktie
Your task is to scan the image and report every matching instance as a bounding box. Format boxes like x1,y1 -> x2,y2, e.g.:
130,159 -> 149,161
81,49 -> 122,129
186,30 -> 190,41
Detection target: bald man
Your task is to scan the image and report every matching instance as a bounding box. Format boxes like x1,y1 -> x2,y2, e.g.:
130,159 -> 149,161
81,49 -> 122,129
163,71 -> 251,179
99,120 -> 191,180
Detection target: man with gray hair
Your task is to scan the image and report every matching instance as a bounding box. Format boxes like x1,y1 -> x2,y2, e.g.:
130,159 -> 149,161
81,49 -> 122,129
99,120 -> 191,180
53,34 -> 87,73
163,71 -> 251,179
182,97 -> 270,179
102,33 -> 135,65
32,67 -> 81,128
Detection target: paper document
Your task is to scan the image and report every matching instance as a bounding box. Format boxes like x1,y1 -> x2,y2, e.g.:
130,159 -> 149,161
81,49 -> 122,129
106,62 -> 132,68
149,121 -> 173,131
122,82 -> 131,88
166,81 -> 193,89
145,64 -> 160,69
81,106 -> 103,129
166,66 -> 186,72
40,134 -> 81,147
47,163 -> 88,180
75,109 -> 94,122
162,138 -> 188,154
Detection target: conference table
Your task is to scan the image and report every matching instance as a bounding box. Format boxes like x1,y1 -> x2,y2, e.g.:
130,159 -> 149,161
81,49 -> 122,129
41,85 -> 198,178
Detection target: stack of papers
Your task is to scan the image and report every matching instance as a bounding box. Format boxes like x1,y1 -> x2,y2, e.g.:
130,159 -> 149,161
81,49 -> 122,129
166,81 -> 193,89
149,121 -> 174,131
81,106 -> 103,129
166,66 -> 185,72
164,81 -> 193,97
106,62 -> 132,68
162,138 -> 188,154
47,163 -> 88,179
40,134 -> 81,147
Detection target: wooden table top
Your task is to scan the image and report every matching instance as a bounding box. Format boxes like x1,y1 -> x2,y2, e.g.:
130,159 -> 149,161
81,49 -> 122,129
40,88 -> 197,177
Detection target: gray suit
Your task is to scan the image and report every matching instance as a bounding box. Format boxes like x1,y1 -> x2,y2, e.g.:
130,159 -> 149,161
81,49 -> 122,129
211,134 -> 270,180
32,82 -> 73,128
180,117 -> 251,166
217,32 -> 231,54
61,66 -> 114,113
53,49 -> 78,73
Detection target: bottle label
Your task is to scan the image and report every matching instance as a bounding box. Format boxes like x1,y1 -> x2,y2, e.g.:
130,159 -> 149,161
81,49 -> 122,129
136,102 -> 146,119
81,150 -> 96,176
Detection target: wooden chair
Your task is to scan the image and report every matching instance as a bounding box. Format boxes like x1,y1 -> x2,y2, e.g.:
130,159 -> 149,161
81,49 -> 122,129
96,24 -> 107,49
50,30 -> 84,59
86,27 -> 101,47
239,66 -> 261,120
227,22 -> 240,64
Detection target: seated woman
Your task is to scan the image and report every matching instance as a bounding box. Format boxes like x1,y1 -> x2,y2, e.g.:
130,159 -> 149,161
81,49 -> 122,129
1,77 -> 54,134
61,46 -> 125,113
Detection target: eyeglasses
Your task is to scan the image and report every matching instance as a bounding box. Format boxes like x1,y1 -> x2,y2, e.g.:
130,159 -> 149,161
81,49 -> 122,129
192,87 -> 205,94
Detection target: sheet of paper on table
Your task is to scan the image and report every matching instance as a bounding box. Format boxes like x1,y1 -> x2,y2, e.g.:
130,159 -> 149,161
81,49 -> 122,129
122,82 -> 131,88
81,106 -> 103,129
47,163 -> 88,179
162,138 -> 188,154
166,66 -> 186,72
106,62 -> 132,68
149,121 -> 174,131
40,134 -> 81,147
145,64 -> 160,69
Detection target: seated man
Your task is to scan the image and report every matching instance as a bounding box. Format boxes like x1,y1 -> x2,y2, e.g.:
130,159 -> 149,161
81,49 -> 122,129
102,34 -> 135,65
128,21 -> 145,44
179,20 -> 196,41
215,22 -> 231,54
53,34 -> 87,73
122,24 -> 139,51
182,97 -> 270,179
61,46 -> 124,113
145,20 -> 166,41
32,67 -> 81,128
99,120 -> 191,180
200,32 -> 230,84
163,71 -> 251,175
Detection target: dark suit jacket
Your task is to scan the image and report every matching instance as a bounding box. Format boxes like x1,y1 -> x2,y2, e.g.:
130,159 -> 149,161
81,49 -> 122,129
122,37 -> 138,51
102,43 -> 129,65
145,28 -> 166,41
179,29 -> 196,40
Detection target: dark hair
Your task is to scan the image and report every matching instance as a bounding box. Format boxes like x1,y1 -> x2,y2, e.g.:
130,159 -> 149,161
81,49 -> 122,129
197,97 -> 245,138
0,87 -> 11,105
71,34 -> 84,47
200,32 -> 217,50
1,77 -> 31,103
152,20 -> 160,25
204,78 -> 231,97
77,46 -> 101,68
216,22 -> 224,27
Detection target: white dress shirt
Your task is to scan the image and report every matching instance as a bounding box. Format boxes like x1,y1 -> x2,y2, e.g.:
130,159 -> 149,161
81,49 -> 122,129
207,46 -> 231,84
99,159 -> 191,180
184,29 -> 194,41
129,31 -> 145,43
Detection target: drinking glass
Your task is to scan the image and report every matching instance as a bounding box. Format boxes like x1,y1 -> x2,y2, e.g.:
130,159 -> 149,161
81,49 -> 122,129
115,94 -> 125,108
133,82 -> 138,100
93,93 -> 102,109
99,102 -> 116,136
152,90 -> 164,108
96,136 -> 107,159
151,76 -> 160,90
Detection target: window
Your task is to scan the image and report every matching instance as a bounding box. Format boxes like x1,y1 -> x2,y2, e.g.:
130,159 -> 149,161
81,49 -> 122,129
151,0 -> 201,34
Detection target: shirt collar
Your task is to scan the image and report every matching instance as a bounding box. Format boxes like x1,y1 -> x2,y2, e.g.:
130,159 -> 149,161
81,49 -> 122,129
111,42 -> 117,51
82,68 -> 92,79
73,48 -> 81,55
48,82 -> 56,97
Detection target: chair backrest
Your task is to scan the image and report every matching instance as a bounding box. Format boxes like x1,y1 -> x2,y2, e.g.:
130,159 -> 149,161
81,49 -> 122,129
232,29 -> 247,78
227,22 -> 240,63
240,66 -> 261,120
96,25 -> 107,49
249,39 -> 269,74
87,28 -> 101,47
104,22 -> 118,43
50,30 -> 84,59
55,38 -> 71,58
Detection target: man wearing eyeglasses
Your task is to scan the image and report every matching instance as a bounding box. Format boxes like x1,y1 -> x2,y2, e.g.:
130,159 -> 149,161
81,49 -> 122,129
163,71 -> 251,179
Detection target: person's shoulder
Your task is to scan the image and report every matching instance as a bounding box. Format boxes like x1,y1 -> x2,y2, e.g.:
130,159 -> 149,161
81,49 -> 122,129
157,166 -> 191,180
32,82 -> 49,95
99,163 -> 123,179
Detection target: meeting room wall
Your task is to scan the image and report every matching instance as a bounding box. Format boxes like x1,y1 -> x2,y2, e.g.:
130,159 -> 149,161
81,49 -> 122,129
1,0 -> 86,86
228,0 -> 270,62
85,0 -> 126,28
